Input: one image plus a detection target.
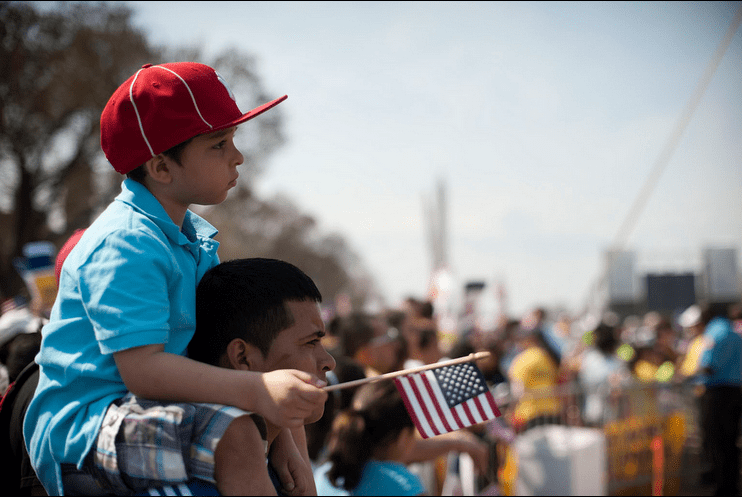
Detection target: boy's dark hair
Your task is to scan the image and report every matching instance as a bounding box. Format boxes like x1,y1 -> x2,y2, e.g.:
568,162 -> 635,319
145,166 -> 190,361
126,136 -> 195,183
189,258 -> 322,365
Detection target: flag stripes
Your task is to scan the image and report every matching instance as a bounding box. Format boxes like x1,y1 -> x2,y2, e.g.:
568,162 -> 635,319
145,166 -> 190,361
394,362 -> 501,439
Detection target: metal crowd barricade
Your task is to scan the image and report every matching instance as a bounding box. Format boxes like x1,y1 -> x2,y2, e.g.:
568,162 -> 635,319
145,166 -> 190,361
481,379 -> 702,496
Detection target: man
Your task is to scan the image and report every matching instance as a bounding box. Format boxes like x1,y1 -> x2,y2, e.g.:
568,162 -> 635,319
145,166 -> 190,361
696,303 -> 742,496
187,258 -> 337,495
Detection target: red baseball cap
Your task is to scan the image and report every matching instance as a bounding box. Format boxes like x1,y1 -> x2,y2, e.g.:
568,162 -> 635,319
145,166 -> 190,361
101,62 -> 287,174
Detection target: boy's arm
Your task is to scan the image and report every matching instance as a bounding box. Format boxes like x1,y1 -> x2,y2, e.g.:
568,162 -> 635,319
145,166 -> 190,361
114,344 -> 328,428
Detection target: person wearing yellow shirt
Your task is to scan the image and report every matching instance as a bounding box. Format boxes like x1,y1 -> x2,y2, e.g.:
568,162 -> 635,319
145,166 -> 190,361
507,326 -> 561,432
678,305 -> 707,379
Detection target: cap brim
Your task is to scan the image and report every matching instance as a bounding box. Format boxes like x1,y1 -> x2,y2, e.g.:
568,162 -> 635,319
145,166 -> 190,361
233,95 -> 287,127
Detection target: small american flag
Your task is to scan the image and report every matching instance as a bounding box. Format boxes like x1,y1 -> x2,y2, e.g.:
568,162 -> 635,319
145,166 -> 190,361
394,360 -> 501,439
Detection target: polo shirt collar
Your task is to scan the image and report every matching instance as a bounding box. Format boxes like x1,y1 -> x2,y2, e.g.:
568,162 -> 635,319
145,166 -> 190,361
115,179 -> 219,247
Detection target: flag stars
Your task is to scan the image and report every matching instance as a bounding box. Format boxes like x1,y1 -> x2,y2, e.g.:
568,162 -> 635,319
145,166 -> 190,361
434,362 -> 488,408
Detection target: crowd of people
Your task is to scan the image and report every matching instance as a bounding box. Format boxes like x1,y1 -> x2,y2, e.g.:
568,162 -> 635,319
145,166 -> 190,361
296,295 -> 742,495
2,238 -> 742,496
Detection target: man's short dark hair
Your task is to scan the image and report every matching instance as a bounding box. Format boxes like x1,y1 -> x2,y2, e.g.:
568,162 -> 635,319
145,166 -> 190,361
189,258 -> 322,365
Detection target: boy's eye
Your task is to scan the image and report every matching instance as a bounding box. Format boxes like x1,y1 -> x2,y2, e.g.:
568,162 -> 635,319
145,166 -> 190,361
213,140 -> 227,149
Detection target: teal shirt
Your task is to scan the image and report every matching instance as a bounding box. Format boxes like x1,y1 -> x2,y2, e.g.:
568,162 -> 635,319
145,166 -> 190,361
351,460 -> 425,496
700,317 -> 742,387
23,179 -> 220,495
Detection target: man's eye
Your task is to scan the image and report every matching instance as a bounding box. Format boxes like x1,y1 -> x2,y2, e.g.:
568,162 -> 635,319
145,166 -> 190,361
214,140 -> 227,149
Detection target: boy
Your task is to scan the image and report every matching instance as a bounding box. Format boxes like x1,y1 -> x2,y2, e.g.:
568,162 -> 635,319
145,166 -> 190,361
24,62 -> 327,495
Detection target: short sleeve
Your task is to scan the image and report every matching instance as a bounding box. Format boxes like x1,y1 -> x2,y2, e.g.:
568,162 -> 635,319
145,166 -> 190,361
78,228 -> 173,354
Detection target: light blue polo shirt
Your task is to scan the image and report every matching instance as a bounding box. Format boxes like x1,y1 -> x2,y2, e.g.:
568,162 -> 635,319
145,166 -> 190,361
24,179 -> 220,495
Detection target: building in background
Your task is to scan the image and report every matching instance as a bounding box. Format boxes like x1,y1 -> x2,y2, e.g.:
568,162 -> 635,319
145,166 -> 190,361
604,247 -> 741,321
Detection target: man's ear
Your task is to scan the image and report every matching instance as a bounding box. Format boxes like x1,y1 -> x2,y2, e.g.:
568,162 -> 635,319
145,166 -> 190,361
143,154 -> 174,185
224,338 -> 263,371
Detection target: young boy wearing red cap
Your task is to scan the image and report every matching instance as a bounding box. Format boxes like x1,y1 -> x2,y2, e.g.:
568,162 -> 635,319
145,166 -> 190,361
23,63 -> 326,495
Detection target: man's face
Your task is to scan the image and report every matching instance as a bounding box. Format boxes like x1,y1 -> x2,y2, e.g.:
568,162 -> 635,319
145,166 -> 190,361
252,300 -> 336,422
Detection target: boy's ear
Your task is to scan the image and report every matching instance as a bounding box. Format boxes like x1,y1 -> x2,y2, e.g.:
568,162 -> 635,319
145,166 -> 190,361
225,338 -> 262,371
143,154 -> 173,184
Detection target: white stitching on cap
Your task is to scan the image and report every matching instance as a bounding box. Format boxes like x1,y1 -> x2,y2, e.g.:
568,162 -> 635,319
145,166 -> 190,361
129,68 -> 155,157
156,65 -> 213,129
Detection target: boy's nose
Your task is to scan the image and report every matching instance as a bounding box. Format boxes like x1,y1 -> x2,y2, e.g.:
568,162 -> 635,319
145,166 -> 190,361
232,143 -> 244,166
234,149 -> 244,166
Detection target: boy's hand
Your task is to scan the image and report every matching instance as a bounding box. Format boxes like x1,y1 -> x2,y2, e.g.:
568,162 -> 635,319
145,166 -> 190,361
258,369 -> 328,428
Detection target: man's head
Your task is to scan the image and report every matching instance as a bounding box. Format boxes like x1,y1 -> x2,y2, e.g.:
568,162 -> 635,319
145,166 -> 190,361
101,62 -> 286,176
190,258 -> 335,422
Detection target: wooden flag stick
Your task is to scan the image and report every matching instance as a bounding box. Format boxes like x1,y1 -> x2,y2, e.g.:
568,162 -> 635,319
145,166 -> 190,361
324,351 -> 491,392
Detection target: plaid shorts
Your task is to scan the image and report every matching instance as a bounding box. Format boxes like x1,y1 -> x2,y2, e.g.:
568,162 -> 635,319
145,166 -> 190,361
67,393 -> 266,495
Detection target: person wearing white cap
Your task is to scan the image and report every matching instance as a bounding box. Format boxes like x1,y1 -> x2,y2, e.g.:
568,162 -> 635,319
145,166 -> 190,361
24,63 -> 323,496
677,305 -> 705,379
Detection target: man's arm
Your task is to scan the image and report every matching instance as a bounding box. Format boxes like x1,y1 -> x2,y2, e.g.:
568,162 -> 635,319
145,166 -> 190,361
269,427 -> 318,496
113,344 -> 328,428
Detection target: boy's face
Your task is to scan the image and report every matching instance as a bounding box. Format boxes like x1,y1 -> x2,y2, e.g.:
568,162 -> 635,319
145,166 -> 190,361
251,300 -> 336,422
168,126 -> 243,206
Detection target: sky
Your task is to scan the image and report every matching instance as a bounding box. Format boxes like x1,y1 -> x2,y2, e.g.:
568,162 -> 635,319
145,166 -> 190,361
115,1 -> 741,322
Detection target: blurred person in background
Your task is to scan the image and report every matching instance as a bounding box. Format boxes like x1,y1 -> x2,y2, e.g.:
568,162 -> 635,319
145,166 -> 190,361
522,307 -> 565,367
334,312 -> 400,377
507,322 -> 562,433
324,380 -> 424,496
628,315 -> 665,383
403,318 -> 444,369
676,305 -> 706,381
399,298 -> 435,366
675,304 -> 713,487
576,321 -> 631,426
492,319 -> 522,382
729,302 -> 742,335
0,303 -> 43,395
384,309 -> 410,372
697,302 -> 742,496
310,357 -> 367,497
0,239 -> 63,394
651,316 -> 679,382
